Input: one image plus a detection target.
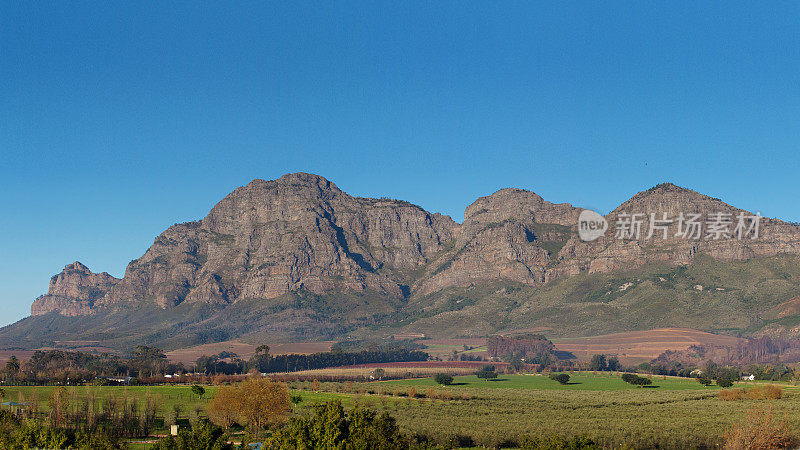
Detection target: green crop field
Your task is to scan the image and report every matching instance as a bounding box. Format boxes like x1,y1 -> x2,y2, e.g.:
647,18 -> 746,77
3,374 -> 799,448
375,372 -> 725,391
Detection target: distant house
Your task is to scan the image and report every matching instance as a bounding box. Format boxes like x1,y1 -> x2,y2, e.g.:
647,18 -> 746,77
106,376 -> 132,385
742,374 -> 755,381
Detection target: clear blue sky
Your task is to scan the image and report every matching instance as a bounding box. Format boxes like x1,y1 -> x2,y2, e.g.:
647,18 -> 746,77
2,2 -> 799,326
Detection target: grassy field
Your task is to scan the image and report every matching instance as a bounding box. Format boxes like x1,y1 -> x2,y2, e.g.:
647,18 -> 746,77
1,385 -> 216,414
374,372 -> 728,391
3,374 -> 799,448
306,375 -> 800,448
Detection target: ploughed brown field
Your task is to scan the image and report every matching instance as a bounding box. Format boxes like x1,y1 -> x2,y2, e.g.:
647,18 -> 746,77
553,328 -> 742,363
0,350 -> 34,364
165,340 -> 336,365
339,360 -> 508,370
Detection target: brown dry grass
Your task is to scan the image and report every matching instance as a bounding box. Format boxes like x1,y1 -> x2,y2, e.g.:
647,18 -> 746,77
724,404 -> 796,449
554,328 -> 743,362
165,340 -> 334,365
718,386 -> 784,401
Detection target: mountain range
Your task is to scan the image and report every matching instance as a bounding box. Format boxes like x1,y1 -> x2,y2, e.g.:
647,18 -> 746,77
4,173 -> 800,351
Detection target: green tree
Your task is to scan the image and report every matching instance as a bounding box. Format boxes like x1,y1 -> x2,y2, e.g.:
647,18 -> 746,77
434,373 -> 454,385
267,401 -> 409,449
697,376 -> 713,386
622,373 -> 652,387
589,354 -> 607,371
5,356 -> 19,381
255,345 -> 270,356
716,367 -> 738,388
550,373 -> 570,385
621,373 -> 638,384
606,356 -> 621,372
476,365 -> 498,380
154,420 -> 233,450
191,384 -> 205,399
476,364 -> 498,380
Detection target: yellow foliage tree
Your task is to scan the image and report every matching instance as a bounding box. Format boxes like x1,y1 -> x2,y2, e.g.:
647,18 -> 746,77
208,377 -> 290,433
207,384 -> 240,429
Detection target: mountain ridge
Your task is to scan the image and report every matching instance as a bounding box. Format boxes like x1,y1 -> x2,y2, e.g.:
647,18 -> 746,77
9,173 -> 800,351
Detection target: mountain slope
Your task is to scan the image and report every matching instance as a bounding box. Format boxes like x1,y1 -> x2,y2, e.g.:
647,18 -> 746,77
5,174 -> 800,350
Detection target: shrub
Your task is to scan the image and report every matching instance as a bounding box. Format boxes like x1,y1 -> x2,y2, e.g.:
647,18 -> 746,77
549,373 -> 570,385
717,385 -> 783,402
621,373 -> 638,384
477,370 -> 498,380
154,420 -> 233,450
435,373 -> 454,385
190,384 -> 205,399
724,405 -> 796,449
697,377 -> 713,386
717,377 -> 735,388
267,401 -> 410,449
749,385 -> 783,400
521,434 -> 598,449
718,389 -> 746,401
621,374 -> 651,387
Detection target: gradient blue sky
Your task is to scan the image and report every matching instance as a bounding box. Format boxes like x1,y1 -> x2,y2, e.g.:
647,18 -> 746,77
2,2 -> 799,326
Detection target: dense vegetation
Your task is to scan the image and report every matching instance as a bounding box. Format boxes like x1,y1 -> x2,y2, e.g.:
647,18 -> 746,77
1,346 -> 428,385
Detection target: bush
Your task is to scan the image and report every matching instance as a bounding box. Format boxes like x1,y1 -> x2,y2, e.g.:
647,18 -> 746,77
549,373 -> 570,385
267,401 -> 410,449
521,434 -> 598,449
190,384 -> 205,399
621,373 -> 638,384
717,385 -> 783,401
718,388 -> 746,401
697,376 -> 713,386
477,370 -> 498,380
717,377 -> 735,388
154,420 -> 233,450
621,374 -> 651,387
435,373 -> 454,385
724,405 -> 796,449
476,365 -> 498,380
749,385 -> 783,400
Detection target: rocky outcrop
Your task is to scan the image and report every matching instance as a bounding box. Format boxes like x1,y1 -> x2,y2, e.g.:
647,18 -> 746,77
30,176 -> 800,318
31,262 -> 119,316
550,183 -> 800,279
94,173 -> 455,310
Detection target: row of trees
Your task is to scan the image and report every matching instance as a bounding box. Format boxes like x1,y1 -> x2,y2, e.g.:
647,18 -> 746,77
1,346 -> 185,385
195,347 -> 429,376
1,344 -> 429,385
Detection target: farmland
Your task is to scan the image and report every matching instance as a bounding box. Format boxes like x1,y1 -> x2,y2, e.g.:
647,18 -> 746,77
552,327 -> 743,364
3,370 -> 798,448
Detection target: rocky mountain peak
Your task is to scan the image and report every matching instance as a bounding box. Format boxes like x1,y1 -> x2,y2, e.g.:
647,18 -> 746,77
27,175 -> 800,323
611,183 -> 739,217
31,262 -> 119,316
464,187 -> 579,227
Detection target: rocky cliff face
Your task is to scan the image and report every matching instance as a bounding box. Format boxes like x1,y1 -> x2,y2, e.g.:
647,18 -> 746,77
30,175 -> 800,319
31,262 -> 119,316
551,183 -> 800,278
87,173 -> 455,312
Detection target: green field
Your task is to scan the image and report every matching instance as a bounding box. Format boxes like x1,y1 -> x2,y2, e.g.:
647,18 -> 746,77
3,375 -> 798,448
375,372 -> 722,391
